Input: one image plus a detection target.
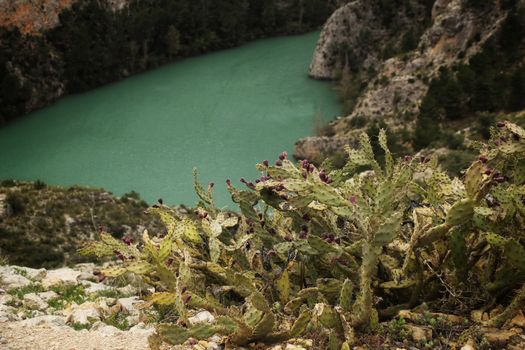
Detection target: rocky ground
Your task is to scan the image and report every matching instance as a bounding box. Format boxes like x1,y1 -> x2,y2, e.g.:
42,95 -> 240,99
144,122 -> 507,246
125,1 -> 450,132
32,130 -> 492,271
1,263 -> 525,349
0,264 -> 313,350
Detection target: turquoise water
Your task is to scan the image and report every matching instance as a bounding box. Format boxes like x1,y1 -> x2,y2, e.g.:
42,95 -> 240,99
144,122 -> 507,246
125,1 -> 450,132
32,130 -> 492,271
0,32 -> 340,206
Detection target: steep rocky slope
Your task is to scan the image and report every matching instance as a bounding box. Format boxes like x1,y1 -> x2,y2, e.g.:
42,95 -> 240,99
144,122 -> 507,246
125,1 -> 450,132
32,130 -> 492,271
0,181 -> 163,268
295,0 -> 525,163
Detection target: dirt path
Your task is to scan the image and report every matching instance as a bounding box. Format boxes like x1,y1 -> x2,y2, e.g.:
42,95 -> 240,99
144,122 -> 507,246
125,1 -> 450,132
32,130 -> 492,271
0,320 -> 189,350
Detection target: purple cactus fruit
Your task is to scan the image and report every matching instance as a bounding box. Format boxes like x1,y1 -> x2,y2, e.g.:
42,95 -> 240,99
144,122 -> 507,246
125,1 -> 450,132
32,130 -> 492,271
299,231 -> 307,239
183,294 -> 192,304
302,214 -> 311,222
240,178 -> 247,184
302,171 -> 307,179
280,194 -> 289,201
275,160 -> 283,166
500,136 -> 509,142
284,235 -> 293,242
484,168 -> 493,176
279,151 -> 288,160
122,236 -> 133,246
267,250 -> 277,257
308,164 -> 314,173
263,160 -> 269,167
166,258 -> 174,267
404,155 -> 412,162
479,155 -> 488,163
209,182 -> 214,188
497,121 -> 506,128
349,196 -> 357,205
158,198 -> 164,205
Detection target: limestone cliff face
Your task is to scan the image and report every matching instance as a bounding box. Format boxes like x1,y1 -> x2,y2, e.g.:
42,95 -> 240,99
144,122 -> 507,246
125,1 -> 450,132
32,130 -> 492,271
296,0 -> 516,161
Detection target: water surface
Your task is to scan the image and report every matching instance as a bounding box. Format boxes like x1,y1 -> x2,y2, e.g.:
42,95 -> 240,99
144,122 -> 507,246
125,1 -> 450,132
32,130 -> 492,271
0,32 -> 341,206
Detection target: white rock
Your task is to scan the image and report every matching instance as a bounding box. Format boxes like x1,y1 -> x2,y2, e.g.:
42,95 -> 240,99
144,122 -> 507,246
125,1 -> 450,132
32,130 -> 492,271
67,302 -> 101,325
82,280 -> 113,295
285,345 -> 307,350
19,315 -> 66,327
0,294 -> 14,305
116,296 -> 143,315
37,291 -> 58,302
0,266 -> 31,290
0,304 -> 18,322
91,322 -> 120,335
42,268 -> 81,288
129,322 -> 155,337
23,293 -> 48,311
125,315 -> 140,327
10,266 -> 47,281
188,311 -> 215,325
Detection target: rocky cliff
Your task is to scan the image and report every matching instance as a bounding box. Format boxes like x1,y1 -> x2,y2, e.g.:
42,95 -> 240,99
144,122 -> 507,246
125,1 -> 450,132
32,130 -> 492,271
296,0 -> 525,163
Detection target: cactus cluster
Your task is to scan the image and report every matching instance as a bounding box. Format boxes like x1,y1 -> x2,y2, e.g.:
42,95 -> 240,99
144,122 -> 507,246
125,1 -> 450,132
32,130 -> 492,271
81,122 -> 525,348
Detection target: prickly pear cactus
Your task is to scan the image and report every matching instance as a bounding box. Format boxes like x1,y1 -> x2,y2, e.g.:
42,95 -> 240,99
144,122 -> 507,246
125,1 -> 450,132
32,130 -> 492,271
80,122 -> 525,347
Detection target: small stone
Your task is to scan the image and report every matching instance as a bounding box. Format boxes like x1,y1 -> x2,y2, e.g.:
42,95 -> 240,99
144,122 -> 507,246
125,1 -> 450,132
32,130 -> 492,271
42,268 -> 81,288
82,281 -> 113,295
460,339 -> 476,350
510,311 -> 525,328
116,296 -> 143,315
67,302 -> 101,325
37,291 -> 59,302
91,322 -> 120,335
23,293 -> 48,311
482,327 -> 519,346
125,314 -> 140,327
408,325 -> 432,342
285,345 -> 307,350
188,310 -> 215,325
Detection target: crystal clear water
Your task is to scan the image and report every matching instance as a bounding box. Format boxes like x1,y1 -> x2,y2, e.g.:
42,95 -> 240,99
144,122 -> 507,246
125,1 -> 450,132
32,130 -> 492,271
0,32 -> 340,206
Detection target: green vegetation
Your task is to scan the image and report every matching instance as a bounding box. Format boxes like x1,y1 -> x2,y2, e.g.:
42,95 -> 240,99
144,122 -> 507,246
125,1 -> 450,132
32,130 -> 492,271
81,122 -> 525,348
8,284 -> 44,299
0,181 -> 161,268
47,285 -> 87,310
103,312 -> 130,331
71,322 -> 91,331
0,0 -> 337,125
